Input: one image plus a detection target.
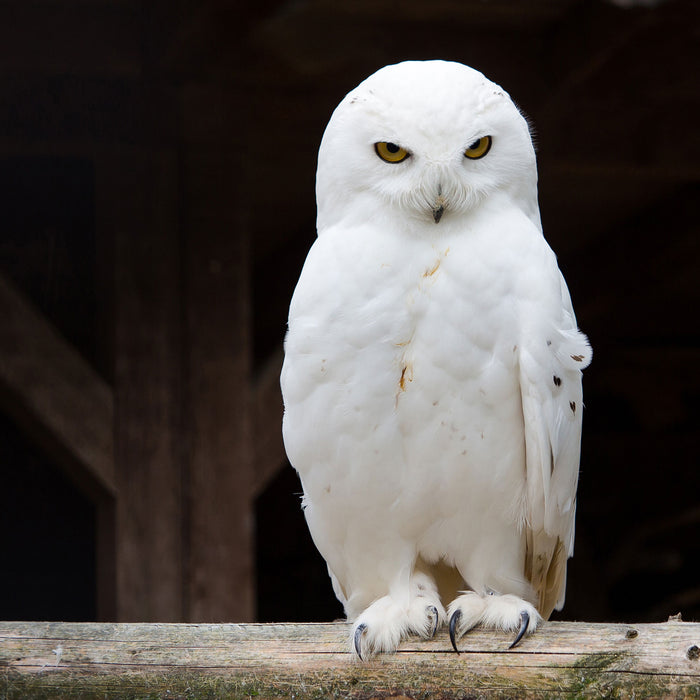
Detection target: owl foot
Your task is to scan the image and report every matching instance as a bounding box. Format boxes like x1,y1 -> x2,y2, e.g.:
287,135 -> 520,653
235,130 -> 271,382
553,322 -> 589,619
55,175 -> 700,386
351,591 -> 446,659
353,623 -> 367,659
509,610 -> 531,649
427,604 -> 441,637
447,591 -> 540,653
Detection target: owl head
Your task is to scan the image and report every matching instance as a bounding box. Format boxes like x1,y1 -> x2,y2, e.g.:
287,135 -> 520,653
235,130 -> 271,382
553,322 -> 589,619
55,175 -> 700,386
316,60 -> 539,233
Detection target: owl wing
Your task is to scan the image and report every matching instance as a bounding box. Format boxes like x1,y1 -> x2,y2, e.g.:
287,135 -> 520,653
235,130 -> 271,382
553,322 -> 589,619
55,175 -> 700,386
519,272 -> 592,617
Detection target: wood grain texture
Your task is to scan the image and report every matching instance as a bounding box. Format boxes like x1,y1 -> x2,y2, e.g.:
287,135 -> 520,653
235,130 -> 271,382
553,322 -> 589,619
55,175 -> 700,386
1,620 -> 699,699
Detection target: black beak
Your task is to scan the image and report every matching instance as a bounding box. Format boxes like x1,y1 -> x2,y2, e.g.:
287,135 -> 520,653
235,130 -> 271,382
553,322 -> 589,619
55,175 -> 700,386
432,205 -> 444,224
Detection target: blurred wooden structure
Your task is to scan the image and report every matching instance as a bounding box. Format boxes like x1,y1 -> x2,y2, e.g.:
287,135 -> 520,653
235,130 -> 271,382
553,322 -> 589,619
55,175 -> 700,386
0,0 -> 698,625
0,123 -> 286,623
0,1 -> 288,623
2,620 -> 700,698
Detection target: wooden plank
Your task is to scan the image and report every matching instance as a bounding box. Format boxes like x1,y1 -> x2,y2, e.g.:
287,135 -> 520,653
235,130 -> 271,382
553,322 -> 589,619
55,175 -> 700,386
0,272 -> 115,498
1,621 -> 699,698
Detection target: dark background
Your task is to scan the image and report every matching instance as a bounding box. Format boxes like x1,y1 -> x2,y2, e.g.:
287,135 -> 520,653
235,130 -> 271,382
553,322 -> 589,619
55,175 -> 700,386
0,0 -> 698,626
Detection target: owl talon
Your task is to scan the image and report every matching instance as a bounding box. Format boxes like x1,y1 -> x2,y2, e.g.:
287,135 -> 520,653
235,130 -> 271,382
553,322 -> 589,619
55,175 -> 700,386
449,609 -> 462,653
428,605 -> 439,637
508,610 -> 530,649
354,623 -> 367,660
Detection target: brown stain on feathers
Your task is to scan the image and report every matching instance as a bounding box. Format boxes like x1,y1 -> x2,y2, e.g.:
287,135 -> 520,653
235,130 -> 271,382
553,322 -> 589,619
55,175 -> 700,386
395,361 -> 414,407
423,259 -> 441,277
399,363 -> 413,391
422,246 -> 451,279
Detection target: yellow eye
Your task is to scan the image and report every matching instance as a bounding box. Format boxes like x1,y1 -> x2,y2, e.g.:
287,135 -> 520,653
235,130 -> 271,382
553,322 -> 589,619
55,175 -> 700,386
375,141 -> 410,163
464,136 -> 492,160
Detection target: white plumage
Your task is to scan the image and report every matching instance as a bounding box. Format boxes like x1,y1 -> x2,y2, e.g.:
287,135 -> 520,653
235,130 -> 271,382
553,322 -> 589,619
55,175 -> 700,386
281,60 -> 591,657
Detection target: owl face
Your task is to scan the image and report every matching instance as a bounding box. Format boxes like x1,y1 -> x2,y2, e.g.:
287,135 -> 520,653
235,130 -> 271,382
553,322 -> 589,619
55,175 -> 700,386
316,61 -> 538,232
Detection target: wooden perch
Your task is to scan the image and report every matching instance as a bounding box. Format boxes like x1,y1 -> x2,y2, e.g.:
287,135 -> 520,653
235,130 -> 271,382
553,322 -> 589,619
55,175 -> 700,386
1,620 -> 699,699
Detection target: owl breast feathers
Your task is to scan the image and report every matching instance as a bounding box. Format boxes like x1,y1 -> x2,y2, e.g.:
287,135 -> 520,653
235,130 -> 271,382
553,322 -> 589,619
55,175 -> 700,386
281,60 -> 591,658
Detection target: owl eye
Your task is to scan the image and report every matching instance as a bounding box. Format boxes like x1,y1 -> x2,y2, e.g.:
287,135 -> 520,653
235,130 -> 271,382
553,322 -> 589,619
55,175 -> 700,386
375,141 -> 410,163
464,136 -> 492,160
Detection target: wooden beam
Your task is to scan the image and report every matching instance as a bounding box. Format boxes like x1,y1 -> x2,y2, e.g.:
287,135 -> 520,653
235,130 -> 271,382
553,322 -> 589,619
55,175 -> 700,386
2,620 -> 699,698
182,144 -> 254,623
0,273 -> 117,620
105,148 -> 185,623
0,272 -> 115,498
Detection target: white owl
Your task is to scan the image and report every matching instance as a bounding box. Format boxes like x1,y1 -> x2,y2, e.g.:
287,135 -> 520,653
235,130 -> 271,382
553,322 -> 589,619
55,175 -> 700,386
281,60 -> 591,658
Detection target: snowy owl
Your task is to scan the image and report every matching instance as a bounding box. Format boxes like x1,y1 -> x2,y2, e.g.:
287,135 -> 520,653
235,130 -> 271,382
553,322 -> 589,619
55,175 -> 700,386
281,60 -> 591,658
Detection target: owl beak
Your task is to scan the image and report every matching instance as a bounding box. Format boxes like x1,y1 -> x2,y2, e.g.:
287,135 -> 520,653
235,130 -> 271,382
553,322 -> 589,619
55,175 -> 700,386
432,192 -> 447,223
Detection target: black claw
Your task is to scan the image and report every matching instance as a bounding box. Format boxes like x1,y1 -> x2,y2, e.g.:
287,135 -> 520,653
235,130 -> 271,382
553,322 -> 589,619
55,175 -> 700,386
428,605 -> 439,637
449,609 -> 462,654
508,610 -> 530,650
354,623 -> 367,660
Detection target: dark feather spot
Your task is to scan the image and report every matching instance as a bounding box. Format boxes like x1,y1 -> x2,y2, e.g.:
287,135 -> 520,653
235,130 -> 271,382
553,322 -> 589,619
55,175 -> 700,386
570,401 -> 576,413
546,340 -> 552,346
571,354 -> 585,362
553,375 -> 562,386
